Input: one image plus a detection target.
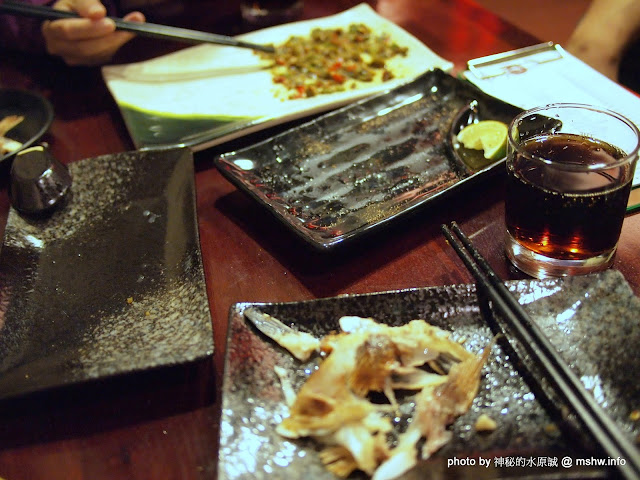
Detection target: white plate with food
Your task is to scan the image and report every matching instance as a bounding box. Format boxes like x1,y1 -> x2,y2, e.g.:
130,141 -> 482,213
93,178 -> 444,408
102,3 -> 452,151
219,270 -> 640,479
0,88 -> 54,167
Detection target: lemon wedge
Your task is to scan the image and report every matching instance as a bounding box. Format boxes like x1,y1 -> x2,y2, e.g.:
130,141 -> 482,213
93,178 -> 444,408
457,120 -> 508,160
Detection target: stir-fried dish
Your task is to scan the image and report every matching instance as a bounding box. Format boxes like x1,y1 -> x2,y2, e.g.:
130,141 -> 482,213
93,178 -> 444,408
257,23 -> 409,99
245,309 -> 494,480
0,115 -> 24,155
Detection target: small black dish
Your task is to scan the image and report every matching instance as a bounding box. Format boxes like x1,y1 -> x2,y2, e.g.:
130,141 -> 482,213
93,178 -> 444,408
0,88 -> 54,167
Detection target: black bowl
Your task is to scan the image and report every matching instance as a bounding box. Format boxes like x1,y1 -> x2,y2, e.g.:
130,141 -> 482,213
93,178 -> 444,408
0,88 -> 55,167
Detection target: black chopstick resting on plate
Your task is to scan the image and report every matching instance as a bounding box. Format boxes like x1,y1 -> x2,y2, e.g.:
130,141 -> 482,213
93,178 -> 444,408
0,0 -> 275,53
441,221 -> 640,480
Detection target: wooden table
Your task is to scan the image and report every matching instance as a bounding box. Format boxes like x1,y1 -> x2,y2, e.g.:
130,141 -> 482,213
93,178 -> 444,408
0,1 -> 638,479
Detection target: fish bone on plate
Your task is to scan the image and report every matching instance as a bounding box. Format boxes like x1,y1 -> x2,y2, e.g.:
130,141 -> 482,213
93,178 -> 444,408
219,270 -> 640,479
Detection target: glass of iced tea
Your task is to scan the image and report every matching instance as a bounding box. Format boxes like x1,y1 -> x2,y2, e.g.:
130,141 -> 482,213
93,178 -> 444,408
504,103 -> 639,278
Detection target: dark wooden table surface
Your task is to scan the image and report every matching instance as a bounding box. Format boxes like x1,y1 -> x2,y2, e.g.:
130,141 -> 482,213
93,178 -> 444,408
0,0 -> 639,479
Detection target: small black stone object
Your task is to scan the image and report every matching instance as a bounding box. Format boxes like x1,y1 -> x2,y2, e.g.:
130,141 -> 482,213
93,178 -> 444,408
9,143 -> 72,216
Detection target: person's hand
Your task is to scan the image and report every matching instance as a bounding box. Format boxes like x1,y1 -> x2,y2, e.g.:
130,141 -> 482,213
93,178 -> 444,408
41,0 -> 145,66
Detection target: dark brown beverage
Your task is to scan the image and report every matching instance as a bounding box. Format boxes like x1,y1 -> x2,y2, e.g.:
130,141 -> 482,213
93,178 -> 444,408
505,133 -> 632,260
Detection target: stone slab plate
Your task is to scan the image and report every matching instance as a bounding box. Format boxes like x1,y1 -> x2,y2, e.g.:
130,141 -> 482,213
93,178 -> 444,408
219,270 -> 640,479
0,147 -> 214,400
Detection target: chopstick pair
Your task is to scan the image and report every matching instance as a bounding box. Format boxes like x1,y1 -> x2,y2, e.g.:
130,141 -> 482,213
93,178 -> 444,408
441,221 -> 640,480
0,0 -> 275,53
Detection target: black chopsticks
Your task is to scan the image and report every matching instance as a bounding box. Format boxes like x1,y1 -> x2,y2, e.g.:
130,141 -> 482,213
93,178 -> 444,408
441,221 -> 640,480
0,0 -> 275,53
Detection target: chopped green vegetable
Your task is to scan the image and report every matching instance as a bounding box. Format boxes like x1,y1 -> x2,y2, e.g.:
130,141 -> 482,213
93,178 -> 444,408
258,23 -> 408,99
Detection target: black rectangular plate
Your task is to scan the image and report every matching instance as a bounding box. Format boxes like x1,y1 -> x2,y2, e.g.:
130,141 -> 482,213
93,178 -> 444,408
0,148 -> 214,400
215,69 -> 521,250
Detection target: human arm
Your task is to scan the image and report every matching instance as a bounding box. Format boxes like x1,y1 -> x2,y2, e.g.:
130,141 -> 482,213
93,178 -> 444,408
0,0 -> 61,54
566,0 -> 640,81
0,0 -> 145,66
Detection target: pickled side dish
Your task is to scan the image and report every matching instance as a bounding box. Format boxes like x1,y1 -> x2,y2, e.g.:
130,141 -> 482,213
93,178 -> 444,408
257,23 -> 409,99
0,115 -> 24,155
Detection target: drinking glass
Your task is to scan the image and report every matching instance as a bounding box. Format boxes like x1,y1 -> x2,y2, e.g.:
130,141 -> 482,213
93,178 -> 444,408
504,103 -> 640,278
240,0 -> 303,27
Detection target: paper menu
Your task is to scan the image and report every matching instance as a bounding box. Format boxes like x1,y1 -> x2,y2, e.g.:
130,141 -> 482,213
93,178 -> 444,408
463,42 -> 640,188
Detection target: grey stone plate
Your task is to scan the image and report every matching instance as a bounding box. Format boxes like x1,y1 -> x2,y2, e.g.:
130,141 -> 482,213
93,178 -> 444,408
0,147 -> 214,400
219,270 -> 640,479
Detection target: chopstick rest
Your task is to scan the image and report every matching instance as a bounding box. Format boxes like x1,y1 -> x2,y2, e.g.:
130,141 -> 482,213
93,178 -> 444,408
0,0 -> 275,53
